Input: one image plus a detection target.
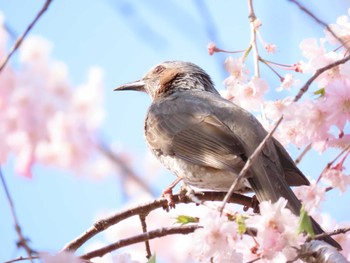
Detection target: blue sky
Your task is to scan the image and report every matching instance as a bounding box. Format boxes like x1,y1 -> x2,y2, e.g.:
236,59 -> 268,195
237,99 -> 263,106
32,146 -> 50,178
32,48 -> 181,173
1,0 -> 349,262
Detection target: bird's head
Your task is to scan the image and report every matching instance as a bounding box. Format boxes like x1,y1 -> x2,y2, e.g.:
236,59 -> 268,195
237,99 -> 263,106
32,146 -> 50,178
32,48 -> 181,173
114,61 -> 219,100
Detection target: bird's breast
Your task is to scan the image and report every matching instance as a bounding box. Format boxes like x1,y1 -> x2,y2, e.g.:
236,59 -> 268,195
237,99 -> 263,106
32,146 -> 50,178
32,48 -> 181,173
153,151 -> 251,192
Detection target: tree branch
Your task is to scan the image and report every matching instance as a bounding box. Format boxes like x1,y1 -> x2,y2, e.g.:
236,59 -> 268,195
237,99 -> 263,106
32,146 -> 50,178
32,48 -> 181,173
293,54 -> 350,102
288,0 -> 349,49
61,191 -> 252,252
79,225 -> 199,260
0,0 -> 53,72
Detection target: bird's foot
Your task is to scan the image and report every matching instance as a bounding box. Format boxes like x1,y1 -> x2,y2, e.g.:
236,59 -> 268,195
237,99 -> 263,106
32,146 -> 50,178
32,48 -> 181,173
243,195 -> 260,213
161,178 -> 182,211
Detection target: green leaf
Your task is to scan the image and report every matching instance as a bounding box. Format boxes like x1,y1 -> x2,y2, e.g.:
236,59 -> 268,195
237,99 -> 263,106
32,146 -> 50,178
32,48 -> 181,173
147,254 -> 156,263
235,214 -> 247,234
298,206 -> 315,238
314,87 -> 325,97
242,45 -> 252,62
175,215 -> 199,225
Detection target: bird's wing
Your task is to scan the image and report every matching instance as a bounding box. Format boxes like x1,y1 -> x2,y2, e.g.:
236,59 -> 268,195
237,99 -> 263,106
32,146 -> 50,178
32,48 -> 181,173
146,108 -> 247,174
272,138 -> 310,186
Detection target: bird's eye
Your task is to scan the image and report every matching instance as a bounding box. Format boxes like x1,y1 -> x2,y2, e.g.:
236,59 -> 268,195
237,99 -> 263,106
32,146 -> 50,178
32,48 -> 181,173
153,65 -> 165,74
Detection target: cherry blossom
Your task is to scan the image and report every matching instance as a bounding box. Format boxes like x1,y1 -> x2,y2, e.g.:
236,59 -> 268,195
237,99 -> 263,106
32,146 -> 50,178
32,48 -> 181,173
245,198 -> 305,261
323,79 -> 350,131
223,56 -> 249,86
294,181 -> 326,215
191,211 -> 242,262
0,27 -> 105,177
326,8 -> 350,45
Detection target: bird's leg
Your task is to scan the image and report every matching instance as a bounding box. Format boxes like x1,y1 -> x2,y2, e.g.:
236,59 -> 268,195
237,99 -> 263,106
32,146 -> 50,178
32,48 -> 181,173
161,177 -> 182,209
243,195 -> 260,213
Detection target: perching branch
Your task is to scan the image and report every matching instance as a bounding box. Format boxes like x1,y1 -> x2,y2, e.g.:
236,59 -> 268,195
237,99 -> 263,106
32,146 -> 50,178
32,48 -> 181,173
62,191 -> 252,253
79,225 -> 199,260
0,0 -> 53,72
288,0 -> 349,49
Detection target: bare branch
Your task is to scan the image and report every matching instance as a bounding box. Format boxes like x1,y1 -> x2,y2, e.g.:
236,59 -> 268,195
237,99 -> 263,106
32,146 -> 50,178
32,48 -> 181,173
62,191 -> 252,252
247,0 -> 260,77
80,225 -> 199,260
295,143 -> 312,165
0,168 -> 36,261
288,0 -> 349,49
139,214 -> 152,259
3,256 -> 40,263
0,0 -> 53,72
312,227 -> 350,241
293,54 -> 350,102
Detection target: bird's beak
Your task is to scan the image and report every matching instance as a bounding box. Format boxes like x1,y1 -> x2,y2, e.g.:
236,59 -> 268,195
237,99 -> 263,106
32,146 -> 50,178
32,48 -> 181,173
114,79 -> 145,92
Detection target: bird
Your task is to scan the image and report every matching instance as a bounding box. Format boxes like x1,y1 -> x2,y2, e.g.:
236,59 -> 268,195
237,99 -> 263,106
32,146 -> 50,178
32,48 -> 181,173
114,60 -> 341,249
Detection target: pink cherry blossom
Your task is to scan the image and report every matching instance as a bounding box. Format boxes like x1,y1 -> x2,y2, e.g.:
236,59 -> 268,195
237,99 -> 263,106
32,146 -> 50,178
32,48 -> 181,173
191,211 -> 242,262
0,30 -> 105,177
294,181 -> 326,214
326,9 -> 350,45
223,56 -> 249,86
225,76 -> 268,111
207,42 -> 218,56
323,79 -> 350,131
264,43 -> 276,53
245,198 -> 305,261
321,155 -> 350,193
276,74 -> 297,91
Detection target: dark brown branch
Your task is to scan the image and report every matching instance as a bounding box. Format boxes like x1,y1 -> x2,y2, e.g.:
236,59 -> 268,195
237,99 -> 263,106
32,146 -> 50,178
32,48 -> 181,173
288,0 -> 348,49
139,214 -> 152,259
61,191 -> 252,252
0,0 -> 53,72
295,143 -> 312,165
0,168 -> 36,260
311,227 -> 350,241
3,256 -> 40,263
80,225 -> 199,260
293,54 -> 350,102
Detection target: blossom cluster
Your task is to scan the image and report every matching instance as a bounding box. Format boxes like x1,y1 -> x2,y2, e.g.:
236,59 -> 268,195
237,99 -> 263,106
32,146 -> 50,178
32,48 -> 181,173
0,15 -> 105,177
190,198 -> 305,262
221,10 -> 350,196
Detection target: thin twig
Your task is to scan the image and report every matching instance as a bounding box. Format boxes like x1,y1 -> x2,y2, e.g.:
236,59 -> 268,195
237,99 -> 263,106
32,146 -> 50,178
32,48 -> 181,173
293,54 -> 350,102
0,0 -> 53,72
139,214 -> 152,259
220,116 -> 284,213
0,168 -> 36,261
3,256 -> 40,263
247,0 -> 260,77
310,227 -> 350,242
80,225 -> 200,260
288,0 -> 349,49
62,191 -> 252,252
295,143 -> 312,165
